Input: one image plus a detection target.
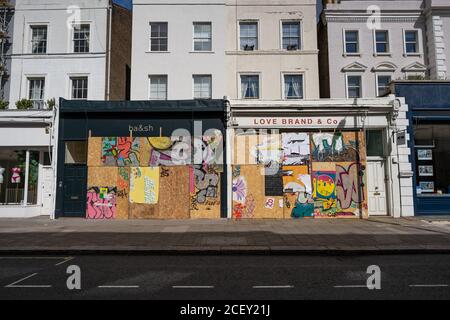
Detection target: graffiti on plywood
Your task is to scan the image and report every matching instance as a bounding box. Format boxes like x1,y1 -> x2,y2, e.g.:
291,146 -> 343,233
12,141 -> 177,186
102,137 -> 141,166
283,166 -> 314,218
311,133 -> 359,162
196,129 -> 224,166
251,135 -> 282,165
190,165 -> 220,210
86,187 -> 117,219
149,136 -> 191,166
336,162 -> 365,217
129,167 -> 160,204
312,163 -> 337,217
282,133 -> 310,165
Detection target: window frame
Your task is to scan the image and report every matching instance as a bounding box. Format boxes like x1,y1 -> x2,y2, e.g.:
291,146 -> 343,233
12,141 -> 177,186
282,73 -> 304,100
345,74 -> 363,99
70,76 -> 89,100
193,22 -> 212,52
193,74 -> 212,99
238,20 -> 259,51
403,29 -> 421,56
149,22 -> 169,52
71,23 -> 91,53
148,75 -> 168,100
374,29 -> 390,55
280,20 -> 302,51
343,29 -> 360,55
239,73 -> 261,100
375,74 -> 392,97
27,77 -> 46,109
30,25 -> 48,54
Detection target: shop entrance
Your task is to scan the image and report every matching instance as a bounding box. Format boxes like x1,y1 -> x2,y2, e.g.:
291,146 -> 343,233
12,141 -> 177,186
367,160 -> 388,216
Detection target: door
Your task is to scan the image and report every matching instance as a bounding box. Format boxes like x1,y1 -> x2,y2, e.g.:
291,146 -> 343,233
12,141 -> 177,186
40,167 -> 54,215
367,160 -> 388,216
62,165 -> 87,217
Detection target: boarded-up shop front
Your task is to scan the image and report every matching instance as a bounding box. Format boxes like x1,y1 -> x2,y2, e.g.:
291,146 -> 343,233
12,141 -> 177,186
228,99 -> 409,219
55,99 -> 227,219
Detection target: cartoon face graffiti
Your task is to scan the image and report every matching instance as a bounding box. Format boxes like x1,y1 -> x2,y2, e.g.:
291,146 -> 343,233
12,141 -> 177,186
315,174 -> 335,198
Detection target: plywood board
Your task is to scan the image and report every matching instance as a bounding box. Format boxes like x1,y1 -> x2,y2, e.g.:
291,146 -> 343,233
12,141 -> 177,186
232,165 -> 284,219
116,167 -> 130,220
87,137 -> 103,167
158,166 -> 190,219
233,133 -> 282,165
190,165 -> 221,219
87,166 -> 118,188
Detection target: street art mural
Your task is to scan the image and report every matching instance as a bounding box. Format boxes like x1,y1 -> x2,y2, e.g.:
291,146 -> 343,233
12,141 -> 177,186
149,136 -> 191,167
102,137 -> 141,166
282,133 -> 310,165
129,167 -> 160,204
231,166 -> 256,219
282,165 -> 314,218
312,163 -> 337,217
311,132 -> 359,162
86,187 -> 117,219
251,135 -> 282,165
190,165 -> 221,217
335,162 -> 365,217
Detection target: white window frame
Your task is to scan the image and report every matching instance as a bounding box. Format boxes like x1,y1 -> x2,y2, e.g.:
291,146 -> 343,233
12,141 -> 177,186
281,72 -> 305,100
280,20 -> 302,51
373,29 -> 390,56
27,76 -> 46,109
192,22 -> 213,52
375,73 -> 392,97
343,29 -> 360,56
403,29 -> 422,56
29,24 -> 49,54
69,75 -> 89,100
70,22 -> 92,54
148,75 -> 168,100
345,73 -> 363,99
239,73 -> 261,100
238,20 -> 259,51
193,75 -> 212,99
149,22 -> 169,52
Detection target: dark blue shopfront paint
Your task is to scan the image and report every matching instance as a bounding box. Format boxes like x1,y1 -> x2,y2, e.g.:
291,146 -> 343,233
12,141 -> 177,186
393,81 -> 450,215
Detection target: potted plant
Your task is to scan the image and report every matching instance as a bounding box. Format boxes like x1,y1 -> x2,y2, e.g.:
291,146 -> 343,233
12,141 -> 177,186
15,99 -> 33,110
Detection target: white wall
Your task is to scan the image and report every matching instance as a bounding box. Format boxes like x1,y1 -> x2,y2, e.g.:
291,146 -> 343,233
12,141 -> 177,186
131,0 -> 227,100
8,0 -> 110,106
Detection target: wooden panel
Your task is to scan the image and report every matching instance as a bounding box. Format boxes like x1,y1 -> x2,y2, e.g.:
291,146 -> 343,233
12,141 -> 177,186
159,166 -> 190,219
190,165 -> 221,219
116,167 -> 130,220
87,137 -> 103,167
87,166 -> 118,188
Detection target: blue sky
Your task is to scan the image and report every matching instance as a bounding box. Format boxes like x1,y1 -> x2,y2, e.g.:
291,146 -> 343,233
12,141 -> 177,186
113,0 -> 132,9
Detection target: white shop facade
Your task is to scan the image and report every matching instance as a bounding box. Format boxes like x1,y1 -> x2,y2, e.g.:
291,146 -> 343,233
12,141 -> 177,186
0,110 -> 55,217
226,97 -> 414,219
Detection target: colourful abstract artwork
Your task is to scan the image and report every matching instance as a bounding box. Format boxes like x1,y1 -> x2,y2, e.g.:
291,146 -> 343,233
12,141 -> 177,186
311,132 -> 359,162
335,162 -> 365,217
251,135 -> 282,165
129,167 -> 160,204
86,187 -> 117,219
312,163 -> 337,216
102,137 -> 141,166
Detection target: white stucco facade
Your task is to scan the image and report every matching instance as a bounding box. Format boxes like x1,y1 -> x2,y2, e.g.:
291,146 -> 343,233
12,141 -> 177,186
320,0 -> 429,98
8,0 -> 110,106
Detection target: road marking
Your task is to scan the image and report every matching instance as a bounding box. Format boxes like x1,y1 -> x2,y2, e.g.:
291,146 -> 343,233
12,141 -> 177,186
334,285 -> 367,288
0,257 -> 68,260
172,286 -> 214,289
253,285 -> 294,289
409,284 -> 448,288
5,273 -> 52,288
98,285 -> 140,289
54,257 -> 75,266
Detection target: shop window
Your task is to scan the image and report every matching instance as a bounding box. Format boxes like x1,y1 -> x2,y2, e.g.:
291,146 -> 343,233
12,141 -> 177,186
414,124 -> 450,195
0,150 -> 39,205
65,141 -> 87,164
366,129 -> 384,157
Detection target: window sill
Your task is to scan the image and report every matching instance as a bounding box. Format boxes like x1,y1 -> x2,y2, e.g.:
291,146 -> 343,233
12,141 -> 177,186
343,53 -> 361,57
189,51 -> 215,54
146,51 -> 171,54
374,52 -> 392,57
404,53 -> 422,57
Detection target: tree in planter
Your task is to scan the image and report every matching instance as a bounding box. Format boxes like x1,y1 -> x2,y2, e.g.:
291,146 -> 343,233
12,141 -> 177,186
0,100 -> 8,110
15,99 -> 33,110
46,98 -> 56,110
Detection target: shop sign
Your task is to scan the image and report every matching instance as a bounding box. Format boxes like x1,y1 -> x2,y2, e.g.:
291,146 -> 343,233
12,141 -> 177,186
235,116 -> 361,128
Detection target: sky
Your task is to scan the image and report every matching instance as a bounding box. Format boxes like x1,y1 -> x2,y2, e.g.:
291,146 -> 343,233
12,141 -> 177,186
113,0 -> 132,9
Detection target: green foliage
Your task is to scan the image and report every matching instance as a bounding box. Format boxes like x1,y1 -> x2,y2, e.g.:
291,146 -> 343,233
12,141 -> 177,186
0,100 -> 8,110
46,98 -> 56,110
15,99 -> 33,110
15,151 -> 39,186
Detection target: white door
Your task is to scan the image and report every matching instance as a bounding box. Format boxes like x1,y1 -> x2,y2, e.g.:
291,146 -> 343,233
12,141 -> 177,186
367,161 -> 388,216
41,167 -> 54,215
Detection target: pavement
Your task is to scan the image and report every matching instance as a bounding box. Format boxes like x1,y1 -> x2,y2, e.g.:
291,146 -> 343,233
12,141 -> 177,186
0,216 -> 450,254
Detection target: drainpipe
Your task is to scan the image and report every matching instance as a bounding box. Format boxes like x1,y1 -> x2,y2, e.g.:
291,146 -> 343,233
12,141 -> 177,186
105,1 -> 112,100
225,97 -> 233,219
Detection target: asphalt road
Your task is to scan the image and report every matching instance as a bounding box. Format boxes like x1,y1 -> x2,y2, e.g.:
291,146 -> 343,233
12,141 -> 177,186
0,254 -> 449,300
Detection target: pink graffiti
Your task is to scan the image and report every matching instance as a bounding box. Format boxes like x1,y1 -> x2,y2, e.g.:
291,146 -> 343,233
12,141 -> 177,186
86,190 -> 116,219
336,163 -> 363,210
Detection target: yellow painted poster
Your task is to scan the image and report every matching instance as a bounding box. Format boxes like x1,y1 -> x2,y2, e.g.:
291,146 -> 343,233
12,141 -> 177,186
130,167 -> 160,204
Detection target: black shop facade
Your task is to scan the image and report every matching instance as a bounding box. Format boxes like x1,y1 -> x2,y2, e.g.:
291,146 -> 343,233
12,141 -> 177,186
55,99 -> 227,219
